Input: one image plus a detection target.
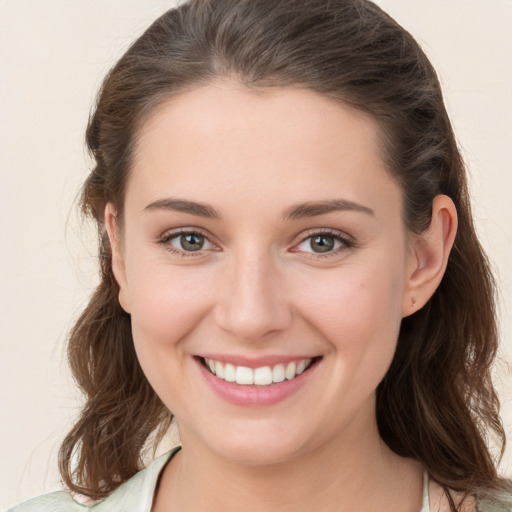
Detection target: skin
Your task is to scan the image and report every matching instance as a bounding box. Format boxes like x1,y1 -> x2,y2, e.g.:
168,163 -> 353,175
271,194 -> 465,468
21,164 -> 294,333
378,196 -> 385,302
106,81 -> 458,511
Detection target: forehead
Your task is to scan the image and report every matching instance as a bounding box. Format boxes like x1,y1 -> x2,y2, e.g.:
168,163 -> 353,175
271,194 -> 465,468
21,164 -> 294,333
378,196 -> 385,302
135,81 -> 385,164
128,82 -> 400,220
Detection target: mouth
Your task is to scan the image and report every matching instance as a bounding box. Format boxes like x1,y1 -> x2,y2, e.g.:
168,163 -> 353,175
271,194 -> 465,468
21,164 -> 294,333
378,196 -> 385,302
199,356 -> 321,387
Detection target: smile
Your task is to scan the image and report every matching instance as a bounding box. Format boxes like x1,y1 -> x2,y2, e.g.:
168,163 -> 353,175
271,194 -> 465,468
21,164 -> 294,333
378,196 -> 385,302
203,357 -> 315,386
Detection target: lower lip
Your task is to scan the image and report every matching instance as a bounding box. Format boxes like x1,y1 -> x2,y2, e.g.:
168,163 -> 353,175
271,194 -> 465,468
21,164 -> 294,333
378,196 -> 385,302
196,358 -> 320,407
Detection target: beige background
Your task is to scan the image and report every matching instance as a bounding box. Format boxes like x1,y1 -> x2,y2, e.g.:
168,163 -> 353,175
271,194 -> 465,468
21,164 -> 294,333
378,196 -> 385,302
1,1 -> 511,509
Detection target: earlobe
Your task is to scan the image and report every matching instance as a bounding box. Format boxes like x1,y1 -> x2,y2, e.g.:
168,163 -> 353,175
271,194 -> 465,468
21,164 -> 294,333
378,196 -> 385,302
104,203 -> 131,313
402,195 -> 458,317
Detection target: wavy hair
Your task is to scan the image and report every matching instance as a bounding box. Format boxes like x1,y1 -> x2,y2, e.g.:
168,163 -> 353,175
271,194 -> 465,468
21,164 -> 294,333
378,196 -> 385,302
59,0 -> 511,508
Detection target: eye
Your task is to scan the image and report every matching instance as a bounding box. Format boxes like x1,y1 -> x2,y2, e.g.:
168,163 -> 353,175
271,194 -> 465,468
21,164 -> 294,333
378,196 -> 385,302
294,231 -> 352,256
174,232 -> 207,251
160,230 -> 216,256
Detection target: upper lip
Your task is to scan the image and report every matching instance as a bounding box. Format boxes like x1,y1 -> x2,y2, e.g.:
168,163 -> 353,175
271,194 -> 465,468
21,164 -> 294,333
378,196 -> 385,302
197,354 -> 320,368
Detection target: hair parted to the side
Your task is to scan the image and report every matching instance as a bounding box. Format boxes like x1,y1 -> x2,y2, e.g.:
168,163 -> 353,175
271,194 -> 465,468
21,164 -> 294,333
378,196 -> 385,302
59,0 -> 512,508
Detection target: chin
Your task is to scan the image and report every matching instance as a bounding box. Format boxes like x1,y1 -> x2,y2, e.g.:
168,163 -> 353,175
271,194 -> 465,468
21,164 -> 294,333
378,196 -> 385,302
184,416 -> 318,467
215,437 -> 306,467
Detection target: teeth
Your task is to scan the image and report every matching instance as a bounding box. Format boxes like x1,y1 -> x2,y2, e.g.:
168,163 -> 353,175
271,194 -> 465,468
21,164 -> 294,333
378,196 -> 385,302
224,363 -> 236,383
235,366 -> 254,385
215,361 -> 224,379
204,357 -> 314,386
296,360 -> 307,374
285,362 -> 296,380
254,366 -> 272,385
272,364 -> 285,383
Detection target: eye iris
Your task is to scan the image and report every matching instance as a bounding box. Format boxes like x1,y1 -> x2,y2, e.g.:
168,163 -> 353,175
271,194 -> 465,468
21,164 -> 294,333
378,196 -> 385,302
180,233 -> 204,251
311,235 -> 335,253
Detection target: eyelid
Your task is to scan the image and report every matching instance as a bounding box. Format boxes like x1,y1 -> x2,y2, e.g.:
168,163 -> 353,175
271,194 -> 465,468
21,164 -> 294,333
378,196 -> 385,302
290,228 -> 355,257
158,227 -> 220,257
156,227 -> 355,259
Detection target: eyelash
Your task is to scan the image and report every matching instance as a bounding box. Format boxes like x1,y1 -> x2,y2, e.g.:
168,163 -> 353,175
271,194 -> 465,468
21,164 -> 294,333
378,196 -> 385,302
293,229 -> 354,259
158,229 -> 216,258
157,228 -> 354,259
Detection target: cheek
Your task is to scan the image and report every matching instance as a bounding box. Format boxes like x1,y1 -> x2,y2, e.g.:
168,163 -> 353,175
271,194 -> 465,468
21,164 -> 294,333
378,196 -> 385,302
292,256 -> 406,359
127,262 -> 214,352
126,263 -> 218,409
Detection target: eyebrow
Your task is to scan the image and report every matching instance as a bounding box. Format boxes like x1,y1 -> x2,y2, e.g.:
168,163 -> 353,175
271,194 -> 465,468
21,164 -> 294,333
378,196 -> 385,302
283,199 -> 375,220
143,197 -> 374,220
144,198 -> 221,219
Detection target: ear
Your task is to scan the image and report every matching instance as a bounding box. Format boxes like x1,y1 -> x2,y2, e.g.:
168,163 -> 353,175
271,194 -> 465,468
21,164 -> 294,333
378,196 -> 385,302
104,203 -> 131,313
402,195 -> 458,317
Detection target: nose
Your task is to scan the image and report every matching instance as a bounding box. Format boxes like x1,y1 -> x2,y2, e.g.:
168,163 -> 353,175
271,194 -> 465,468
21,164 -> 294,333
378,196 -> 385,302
213,248 -> 293,342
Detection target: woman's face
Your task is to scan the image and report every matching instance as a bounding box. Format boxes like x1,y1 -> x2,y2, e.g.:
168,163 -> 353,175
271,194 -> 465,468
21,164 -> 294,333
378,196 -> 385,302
110,82 -> 417,465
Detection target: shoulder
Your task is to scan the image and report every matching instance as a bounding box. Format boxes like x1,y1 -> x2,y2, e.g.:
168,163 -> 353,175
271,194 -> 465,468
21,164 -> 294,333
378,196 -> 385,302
477,496 -> 512,512
6,491 -> 82,512
7,447 -> 180,512
429,479 -> 512,512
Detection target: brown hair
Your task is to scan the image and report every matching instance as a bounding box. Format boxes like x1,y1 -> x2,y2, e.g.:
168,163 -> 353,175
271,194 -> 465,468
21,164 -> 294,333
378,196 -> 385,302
59,0 -> 511,508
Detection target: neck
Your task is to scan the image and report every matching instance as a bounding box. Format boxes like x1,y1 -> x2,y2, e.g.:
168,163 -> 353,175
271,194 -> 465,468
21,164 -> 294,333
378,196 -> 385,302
154,419 -> 423,512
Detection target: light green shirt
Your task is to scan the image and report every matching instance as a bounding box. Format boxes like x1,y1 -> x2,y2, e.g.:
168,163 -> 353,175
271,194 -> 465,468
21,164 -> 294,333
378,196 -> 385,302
8,447 -> 180,512
8,448 -> 508,511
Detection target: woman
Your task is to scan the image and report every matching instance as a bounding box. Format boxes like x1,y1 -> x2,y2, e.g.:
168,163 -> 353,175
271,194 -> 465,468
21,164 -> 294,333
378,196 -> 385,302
9,0 -> 512,510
